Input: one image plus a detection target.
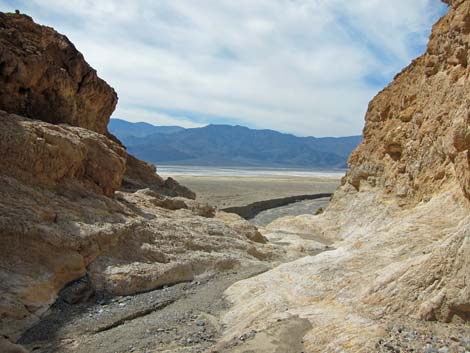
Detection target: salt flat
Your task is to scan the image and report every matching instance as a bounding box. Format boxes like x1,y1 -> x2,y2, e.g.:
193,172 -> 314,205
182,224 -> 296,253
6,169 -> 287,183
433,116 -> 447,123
158,166 -> 342,209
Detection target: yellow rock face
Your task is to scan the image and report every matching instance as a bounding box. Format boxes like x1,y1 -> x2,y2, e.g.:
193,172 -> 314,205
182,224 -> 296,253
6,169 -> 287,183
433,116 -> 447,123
218,2 -> 470,351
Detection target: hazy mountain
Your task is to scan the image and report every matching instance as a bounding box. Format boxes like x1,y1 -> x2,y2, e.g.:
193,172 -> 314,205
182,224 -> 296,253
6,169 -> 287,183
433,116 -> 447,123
109,118 -> 185,139
110,119 -> 361,169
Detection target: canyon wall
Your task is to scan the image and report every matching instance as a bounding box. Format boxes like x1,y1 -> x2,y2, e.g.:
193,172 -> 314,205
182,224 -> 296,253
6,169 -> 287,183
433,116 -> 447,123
1,3 -> 469,352
0,12 -> 195,198
346,0 -> 470,206
0,12 -> 116,135
219,1 -> 470,351
0,12 -> 277,347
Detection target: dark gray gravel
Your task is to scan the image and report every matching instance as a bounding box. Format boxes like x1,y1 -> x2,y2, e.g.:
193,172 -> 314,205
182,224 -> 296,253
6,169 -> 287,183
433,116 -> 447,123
375,320 -> 470,353
20,266 -> 270,353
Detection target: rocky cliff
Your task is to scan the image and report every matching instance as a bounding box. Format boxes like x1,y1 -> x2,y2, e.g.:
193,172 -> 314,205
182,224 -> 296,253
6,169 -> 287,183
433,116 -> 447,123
0,12 -> 116,135
0,12 -> 278,350
0,12 -> 195,199
346,0 -> 470,206
217,1 -> 470,352
2,3 -> 469,352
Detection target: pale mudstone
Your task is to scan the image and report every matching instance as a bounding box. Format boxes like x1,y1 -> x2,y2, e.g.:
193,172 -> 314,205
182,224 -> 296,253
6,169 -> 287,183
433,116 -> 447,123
88,261 -> 194,296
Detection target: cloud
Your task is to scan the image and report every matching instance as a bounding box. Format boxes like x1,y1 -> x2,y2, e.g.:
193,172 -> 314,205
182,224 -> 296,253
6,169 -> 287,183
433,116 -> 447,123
114,107 -> 205,129
0,0 -> 447,136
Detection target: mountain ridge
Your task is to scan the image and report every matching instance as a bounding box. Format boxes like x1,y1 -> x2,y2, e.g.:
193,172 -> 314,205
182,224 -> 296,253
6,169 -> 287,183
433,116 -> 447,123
109,118 -> 185,138
109,118 -> 361,169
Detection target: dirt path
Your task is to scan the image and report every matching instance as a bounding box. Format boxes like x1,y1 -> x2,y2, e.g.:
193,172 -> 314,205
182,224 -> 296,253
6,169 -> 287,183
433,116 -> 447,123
19,199 -> 333,353
20,240 -> 329,353
20,266 -> 273,353
216,316 -> 312,353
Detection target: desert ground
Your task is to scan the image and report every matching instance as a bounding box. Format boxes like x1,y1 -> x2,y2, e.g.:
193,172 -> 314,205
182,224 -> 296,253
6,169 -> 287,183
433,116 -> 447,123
18,172 -> 339,353
165,174 -> 341,209
18,171 -> 338,353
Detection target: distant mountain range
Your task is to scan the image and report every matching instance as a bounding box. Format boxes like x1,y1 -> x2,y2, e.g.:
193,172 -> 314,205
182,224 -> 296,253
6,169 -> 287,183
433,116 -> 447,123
109,118 -> 361,169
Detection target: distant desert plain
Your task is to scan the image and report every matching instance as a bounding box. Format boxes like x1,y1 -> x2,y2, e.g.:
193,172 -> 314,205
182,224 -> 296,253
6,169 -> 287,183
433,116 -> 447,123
158,167 -> 342,209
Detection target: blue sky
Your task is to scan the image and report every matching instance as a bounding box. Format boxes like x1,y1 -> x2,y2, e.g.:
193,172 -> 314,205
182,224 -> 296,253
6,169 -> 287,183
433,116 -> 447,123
0,0 -> 447,137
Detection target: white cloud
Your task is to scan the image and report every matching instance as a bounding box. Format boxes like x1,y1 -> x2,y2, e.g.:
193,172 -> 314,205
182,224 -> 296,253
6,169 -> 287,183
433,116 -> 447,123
0,0 -> 447,136
114,107 -> 205,129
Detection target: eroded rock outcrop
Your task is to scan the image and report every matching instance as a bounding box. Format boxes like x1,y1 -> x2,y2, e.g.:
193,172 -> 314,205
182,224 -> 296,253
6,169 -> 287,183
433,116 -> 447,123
122,154 -> 196,199
339,0 -> 470,323
0,12 -> 192,199
0,12 -> 117,135
217,1 -> 470,352
0,111 -> 127,196
0,167 -> 278,341
0,11 -> 279,346
345,0 -> 470,205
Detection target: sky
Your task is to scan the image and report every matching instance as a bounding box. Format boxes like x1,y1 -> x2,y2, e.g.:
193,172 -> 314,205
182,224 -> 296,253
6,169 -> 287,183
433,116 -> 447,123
0,1 -> 447,137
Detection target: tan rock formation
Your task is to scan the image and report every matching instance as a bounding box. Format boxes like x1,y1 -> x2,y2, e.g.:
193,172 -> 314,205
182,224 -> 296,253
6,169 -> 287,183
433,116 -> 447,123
0,11 -> 277,347
345,0 -> 470,205
0,135 -> 279,341
218,1 -> 470,351
0,111 -> 126,196
122,154 -> 196,199
0,11 -> 193,199
0,12 -> 117,135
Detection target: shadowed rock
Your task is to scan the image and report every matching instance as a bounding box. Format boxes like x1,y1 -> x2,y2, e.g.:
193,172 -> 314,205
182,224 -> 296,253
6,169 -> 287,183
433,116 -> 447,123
0,12 -> 117,135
